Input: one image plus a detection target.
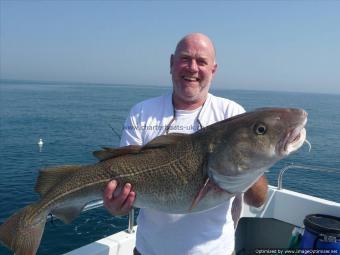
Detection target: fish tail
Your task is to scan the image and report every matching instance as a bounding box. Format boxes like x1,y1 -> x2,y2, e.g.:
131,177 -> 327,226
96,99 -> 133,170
0,203 -> 47,255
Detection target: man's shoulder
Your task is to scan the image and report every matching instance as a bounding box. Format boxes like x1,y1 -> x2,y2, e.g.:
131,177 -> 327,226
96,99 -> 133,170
208,93 -> 245,113
130,93 -> 171,114
133,94 -> 171,108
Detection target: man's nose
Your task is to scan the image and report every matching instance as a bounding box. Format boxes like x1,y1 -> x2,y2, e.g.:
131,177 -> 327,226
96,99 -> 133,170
187,59 -> 199,72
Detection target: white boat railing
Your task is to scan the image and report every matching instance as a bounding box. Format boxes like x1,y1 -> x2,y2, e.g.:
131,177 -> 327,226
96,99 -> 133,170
46,200 -> 136,233
277,163 -> 340,190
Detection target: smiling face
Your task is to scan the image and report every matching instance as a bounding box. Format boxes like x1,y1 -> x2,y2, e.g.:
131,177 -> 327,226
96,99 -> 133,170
170,33 -> 217,109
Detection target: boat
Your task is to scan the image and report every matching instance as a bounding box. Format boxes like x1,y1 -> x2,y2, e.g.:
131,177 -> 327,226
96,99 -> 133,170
62,164 -> 340,255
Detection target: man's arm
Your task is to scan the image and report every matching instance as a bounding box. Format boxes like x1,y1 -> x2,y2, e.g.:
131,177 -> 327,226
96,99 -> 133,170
244,175 -> 268,208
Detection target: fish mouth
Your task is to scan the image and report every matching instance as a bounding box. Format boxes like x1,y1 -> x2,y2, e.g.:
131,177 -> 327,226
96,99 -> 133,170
277,125 -> 307,156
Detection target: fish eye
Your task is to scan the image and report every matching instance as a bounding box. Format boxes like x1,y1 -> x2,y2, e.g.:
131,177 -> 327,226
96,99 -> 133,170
254,123 -> 267,135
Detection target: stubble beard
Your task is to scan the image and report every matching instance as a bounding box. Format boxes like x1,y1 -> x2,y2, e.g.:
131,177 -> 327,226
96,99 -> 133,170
173,81 -> 210,107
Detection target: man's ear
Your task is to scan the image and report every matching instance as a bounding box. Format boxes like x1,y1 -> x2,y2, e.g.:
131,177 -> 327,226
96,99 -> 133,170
170,54 -> 174,74
212,63 -> 218,75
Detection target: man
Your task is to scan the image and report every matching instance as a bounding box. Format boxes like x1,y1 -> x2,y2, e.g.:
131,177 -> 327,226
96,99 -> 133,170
103,33 -> 268,255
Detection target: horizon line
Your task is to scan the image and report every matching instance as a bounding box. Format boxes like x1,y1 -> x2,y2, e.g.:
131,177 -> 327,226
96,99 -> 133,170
1,78 -> 339,96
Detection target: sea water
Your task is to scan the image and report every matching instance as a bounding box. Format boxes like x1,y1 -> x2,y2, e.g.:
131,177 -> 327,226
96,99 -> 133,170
0,82 -> 339,254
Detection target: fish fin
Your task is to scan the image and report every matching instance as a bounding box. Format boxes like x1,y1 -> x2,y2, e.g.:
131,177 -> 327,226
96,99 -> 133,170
189,178 -> 212,211
93,145 -> 142,161
0,203 -> 47,255
143,133 -> 188,149
231,194 -> 243,229
93,134 -> 187,161
35,165 -> 82,196
51,204 -> 85,224
189,178 -> 226,211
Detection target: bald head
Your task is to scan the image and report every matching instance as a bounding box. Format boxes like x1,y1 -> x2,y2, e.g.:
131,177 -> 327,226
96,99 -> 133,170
174,33 -> 216,62
170,33 -> 218,109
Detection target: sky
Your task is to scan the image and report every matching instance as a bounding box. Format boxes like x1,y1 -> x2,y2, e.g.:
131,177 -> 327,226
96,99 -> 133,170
1,1 -> 340,94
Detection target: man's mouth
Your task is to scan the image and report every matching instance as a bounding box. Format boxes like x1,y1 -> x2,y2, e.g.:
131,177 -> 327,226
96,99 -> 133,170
182,76 -> 200,82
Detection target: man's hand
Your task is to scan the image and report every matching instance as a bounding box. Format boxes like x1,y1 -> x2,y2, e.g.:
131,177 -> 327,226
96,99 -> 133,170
103,180 -> 136,216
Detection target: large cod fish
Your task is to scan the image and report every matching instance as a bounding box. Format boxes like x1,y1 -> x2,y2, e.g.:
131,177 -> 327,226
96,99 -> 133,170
0,107 -> 307,255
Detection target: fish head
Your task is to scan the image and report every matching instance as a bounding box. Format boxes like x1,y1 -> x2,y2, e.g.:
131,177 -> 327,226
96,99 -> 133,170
206,107 -> 307,193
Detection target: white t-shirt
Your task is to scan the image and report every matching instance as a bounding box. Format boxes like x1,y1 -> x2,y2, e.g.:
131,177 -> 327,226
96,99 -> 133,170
120,93 -> 245,255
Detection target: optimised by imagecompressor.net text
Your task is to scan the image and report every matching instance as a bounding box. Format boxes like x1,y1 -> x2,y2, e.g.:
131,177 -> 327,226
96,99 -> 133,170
254,248 -> 339,254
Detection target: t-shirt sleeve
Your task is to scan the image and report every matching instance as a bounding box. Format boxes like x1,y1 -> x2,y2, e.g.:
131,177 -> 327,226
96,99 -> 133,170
120,106 -> 143,147
225,101 -> 246,119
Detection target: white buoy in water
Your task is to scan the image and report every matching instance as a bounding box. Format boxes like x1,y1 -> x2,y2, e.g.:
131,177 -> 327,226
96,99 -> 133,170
38,138 -> 44,152
38,138 -> 44,146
